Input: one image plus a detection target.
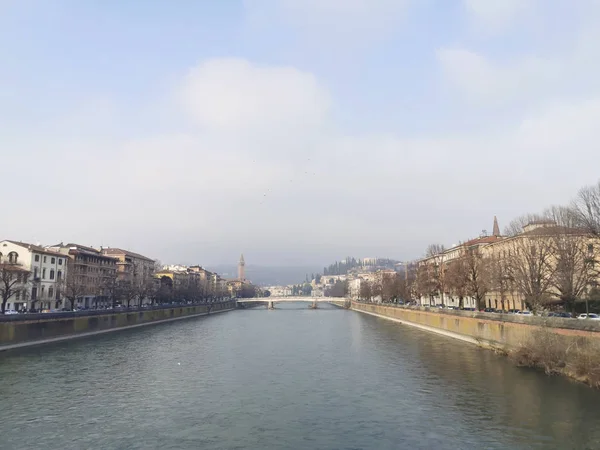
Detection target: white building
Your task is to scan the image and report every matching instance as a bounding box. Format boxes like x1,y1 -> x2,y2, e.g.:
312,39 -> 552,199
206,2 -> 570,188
348,277 -> 362,299
267,286 -> 293,297
0,240 -> 68,312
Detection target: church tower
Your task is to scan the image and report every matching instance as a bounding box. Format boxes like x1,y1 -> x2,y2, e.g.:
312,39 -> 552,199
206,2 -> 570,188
238,254 -> 245,281
492,216 -> 501,237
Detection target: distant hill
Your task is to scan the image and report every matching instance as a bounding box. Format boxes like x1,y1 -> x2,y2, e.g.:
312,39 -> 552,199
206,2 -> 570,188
323,257 -> 400,275
206,264 -> 322,286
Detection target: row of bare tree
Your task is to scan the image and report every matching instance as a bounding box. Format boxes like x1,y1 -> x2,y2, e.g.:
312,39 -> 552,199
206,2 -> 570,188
0,262 -> 233,313
61,274 -> 233,311
409,180 -> 600,313
358,272 -> 414,303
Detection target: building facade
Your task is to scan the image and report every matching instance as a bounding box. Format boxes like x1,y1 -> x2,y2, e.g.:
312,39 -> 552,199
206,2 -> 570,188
47,243 -> 117,308
0,240 -> 67,311
413,217 -> 600,312
100,247 -> 155,287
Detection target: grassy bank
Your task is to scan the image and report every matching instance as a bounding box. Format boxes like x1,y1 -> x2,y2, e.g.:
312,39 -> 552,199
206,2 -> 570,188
350,301 -> 600,388
510,327 -> 600,388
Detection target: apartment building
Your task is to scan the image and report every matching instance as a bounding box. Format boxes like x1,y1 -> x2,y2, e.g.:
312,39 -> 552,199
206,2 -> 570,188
47,243 -> 117,308
100,247 -> 155,287
0,240 -> 67,311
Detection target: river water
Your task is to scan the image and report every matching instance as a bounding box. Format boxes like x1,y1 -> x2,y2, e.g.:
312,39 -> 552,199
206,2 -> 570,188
1,304 -> 600,449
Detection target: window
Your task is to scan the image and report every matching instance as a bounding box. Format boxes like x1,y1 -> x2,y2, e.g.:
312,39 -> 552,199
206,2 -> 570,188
16,291 -> 20,301
34,268 -> 38,279
41,286 -> 45,296
49,287 -> 54,299
57,270 -> 62,281
50,269 -> 55,280
51,257 -> 55,264
58,259 -> 63,265
35,254 -> 40,262
42,268 -> 46,279
31,287 -> 37,300
8,252 -> 18,264
43,256 -> 47,263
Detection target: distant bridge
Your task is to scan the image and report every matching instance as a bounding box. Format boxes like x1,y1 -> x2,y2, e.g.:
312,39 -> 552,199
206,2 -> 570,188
237,297 -> 346,309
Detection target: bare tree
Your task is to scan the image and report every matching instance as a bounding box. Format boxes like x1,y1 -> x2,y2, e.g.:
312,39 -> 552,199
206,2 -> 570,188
464,248 -> 490,310
415,264 -> 437,306
325,280 -> 347,298
102,276 -> 121,309
62,270 -> 86,311
445,257 -> 469,309
359,281 -> 373,301
504,216 -> 556,312
545,205 -> 599,315
572,179 -> 600,236
425,244 -> 447,306
0,263 -> 28,314
394,272 -> 414,303
395,264 -> 416,303
488,256 -> 512,311
426,244 -> 446,257
135,280 -> 155,307
381,273 -> 397,303
119,280 -> 137,308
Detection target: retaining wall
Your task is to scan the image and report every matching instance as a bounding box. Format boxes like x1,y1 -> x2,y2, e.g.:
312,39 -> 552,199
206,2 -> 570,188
351,301 -> 600,349
0,302 -> 235,350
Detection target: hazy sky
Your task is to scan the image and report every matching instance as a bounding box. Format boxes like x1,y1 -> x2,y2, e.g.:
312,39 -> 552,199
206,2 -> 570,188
2,0 -> 600,267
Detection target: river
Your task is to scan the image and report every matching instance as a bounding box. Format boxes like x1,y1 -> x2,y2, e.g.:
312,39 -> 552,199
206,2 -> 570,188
1,303 -> 599,449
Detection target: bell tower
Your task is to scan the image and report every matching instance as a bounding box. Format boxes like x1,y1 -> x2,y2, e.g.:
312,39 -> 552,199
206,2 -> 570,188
238,254 -> 245,281
492,216 -> 501,237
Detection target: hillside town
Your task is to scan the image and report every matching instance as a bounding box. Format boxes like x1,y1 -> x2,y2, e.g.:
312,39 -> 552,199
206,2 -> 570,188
0,242 -> 254,314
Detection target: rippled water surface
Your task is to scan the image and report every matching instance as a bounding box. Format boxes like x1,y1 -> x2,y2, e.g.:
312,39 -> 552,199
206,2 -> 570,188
1,304 -> 600,449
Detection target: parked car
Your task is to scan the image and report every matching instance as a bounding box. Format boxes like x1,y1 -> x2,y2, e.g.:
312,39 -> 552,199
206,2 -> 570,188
483,308 -> 496,313
517,311 -> 533,316
577,313 -> 600,320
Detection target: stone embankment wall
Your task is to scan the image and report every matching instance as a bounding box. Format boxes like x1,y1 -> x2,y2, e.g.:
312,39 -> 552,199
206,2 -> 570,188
350,301 -> 600,349
0,302 -> 235,350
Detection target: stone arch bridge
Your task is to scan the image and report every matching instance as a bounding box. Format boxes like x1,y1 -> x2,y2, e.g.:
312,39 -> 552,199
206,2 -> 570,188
236,297 -> 346,310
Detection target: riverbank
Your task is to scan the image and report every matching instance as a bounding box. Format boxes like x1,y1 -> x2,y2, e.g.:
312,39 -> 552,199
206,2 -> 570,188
349,301 -> 600,388
0,301 -> 236,351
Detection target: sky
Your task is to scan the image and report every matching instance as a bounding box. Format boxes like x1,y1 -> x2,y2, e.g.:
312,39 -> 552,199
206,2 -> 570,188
2,0 -> 600,267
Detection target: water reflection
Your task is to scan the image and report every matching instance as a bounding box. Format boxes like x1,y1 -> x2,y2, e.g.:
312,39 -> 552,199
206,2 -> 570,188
360,314 -> 600,448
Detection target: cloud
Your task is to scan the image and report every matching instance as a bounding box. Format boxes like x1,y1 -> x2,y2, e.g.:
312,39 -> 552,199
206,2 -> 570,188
438,1 -> 600,108
6,1 -> 600,267
6,55 -> 600,265
179,58 -> 330,138
112,57 -> 600,262
463,0 -> 536,33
